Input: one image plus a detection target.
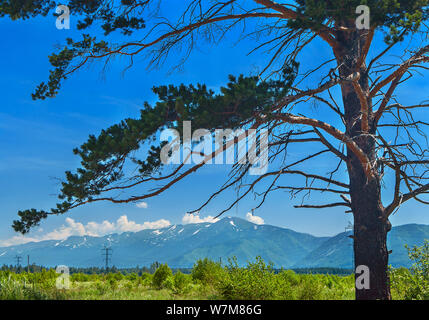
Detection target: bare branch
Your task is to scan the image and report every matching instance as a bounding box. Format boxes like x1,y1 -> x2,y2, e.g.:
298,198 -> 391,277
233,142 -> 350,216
294,202 -> 351,209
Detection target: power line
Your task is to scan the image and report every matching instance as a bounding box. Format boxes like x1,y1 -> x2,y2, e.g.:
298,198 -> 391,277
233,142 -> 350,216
101,246 -> 112,271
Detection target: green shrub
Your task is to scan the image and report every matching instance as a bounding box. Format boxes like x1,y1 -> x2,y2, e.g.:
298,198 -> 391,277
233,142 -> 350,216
390,267 -> 412,299
152,264 -> 173,289
279,269 -> 300,287
191,258 -> 225,286
108,278 -> 118,291
126,273 -> 138,281
71,273 -> 90,283
140,272 -> 152,286
296,275 -> 323,300
0,275 -> 67,300
218,257 -> 287,300
123,280 -> 134,291
112,272 -> 124,281
391,241 -> 429,300
173,271 -> 192,294
164,276 -> 175,291
95,280 -> 108,295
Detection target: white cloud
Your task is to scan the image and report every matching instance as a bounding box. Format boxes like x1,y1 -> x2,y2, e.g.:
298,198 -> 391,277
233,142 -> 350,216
115,216 -> 171,233
136,202 -> 148,209
246,212 -> 264,225
182,213 -> 219,224
0,215 -> 171,247
0,235 -> 41,247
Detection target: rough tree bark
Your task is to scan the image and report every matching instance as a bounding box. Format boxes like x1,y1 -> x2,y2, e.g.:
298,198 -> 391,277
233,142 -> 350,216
337,25 -> 392,300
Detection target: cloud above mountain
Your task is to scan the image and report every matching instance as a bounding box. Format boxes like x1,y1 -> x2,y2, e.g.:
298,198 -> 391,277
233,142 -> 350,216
245,212 -> 264,225
182,213 -> 219,224
0,215 -> 171,247
0,212 -> 263,247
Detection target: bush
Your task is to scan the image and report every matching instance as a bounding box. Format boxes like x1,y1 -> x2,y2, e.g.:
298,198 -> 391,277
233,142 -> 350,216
126,273 -> 138,281
173,271 -> 192,294
279,269 -> 300,287
164,276 -> 175,291
152,264 -> 172,289
95,281 -> 108,295
296,275 -> 323,300
391,241 -> 429,300
191,258 -> 225,286
71,273 -> 90,283
0,279 -> 67,300
108,278 -> 118,291
218,257 -> 287,300
140,273 -> 152,286
123,280 -> 134,291
390,267 -> 412,299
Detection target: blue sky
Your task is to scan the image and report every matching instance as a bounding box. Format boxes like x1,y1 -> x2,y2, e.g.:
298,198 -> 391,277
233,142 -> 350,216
0,7 -> 428,246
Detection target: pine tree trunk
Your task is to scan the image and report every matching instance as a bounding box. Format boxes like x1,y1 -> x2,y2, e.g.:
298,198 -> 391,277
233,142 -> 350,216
347,152 -> 392,299
336,27 -> 392,300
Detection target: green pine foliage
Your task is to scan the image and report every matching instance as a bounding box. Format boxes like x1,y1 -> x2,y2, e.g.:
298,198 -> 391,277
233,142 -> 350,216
289,0 -> 428,42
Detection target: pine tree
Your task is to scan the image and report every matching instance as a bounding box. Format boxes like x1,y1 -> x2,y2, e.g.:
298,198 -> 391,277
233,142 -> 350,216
2,0 -> 429,300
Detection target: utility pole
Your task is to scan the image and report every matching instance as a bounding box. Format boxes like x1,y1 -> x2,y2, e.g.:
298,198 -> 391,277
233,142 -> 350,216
27,255 -> 30,273
101,246 -> 112,271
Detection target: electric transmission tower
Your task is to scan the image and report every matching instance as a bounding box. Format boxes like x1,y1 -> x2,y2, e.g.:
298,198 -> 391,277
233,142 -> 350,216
15,255 -> 22,267
101,246 -> 112,271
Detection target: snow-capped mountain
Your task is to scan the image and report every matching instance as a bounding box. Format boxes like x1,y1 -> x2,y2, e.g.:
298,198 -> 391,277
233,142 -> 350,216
0,217 -> 427,268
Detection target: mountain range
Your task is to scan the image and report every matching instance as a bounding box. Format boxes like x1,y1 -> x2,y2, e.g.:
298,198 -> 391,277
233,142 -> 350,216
0,217 -> 428,269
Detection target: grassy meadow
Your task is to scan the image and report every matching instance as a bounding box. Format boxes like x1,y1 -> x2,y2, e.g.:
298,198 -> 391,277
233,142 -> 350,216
0,240 -> 427,300
0,244 -> 428,301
